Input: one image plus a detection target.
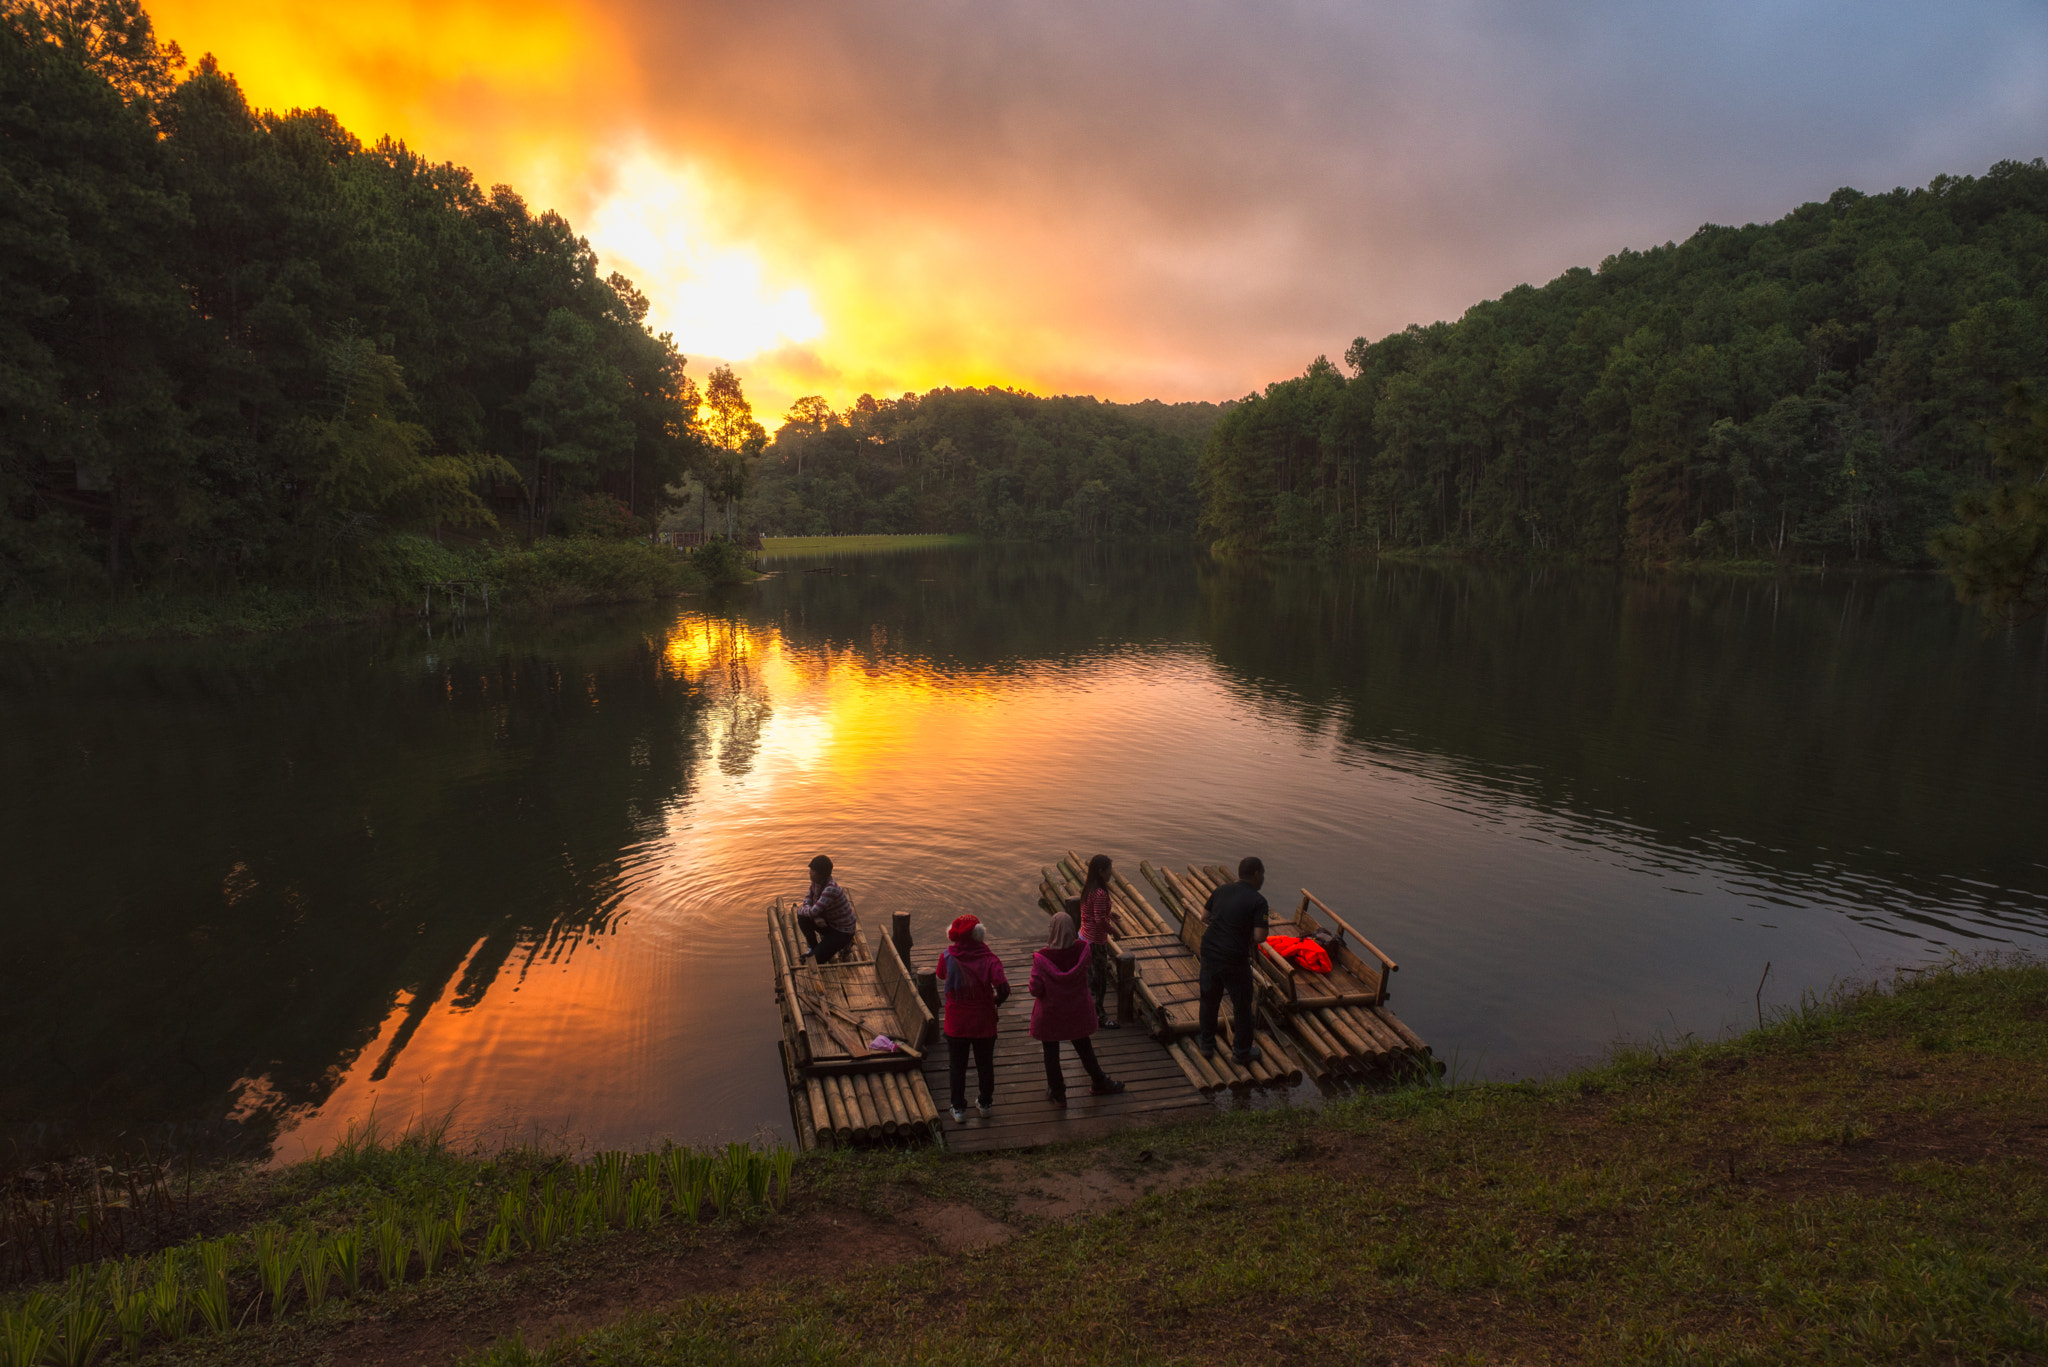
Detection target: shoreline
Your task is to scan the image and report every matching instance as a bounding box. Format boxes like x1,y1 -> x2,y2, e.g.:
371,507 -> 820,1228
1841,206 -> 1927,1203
4,955 -> 2039,1364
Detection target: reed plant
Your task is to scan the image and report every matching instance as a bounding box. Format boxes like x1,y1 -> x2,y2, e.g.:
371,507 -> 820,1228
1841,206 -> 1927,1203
593,1152 -> 628,1227
483,1188 -> 522,1259
740,1146 -> 773,1208
373,1212 -> 413,1289
191,1240 -> 232,1334
705,1150 -> 739,1216
664,1149 -> 710,1224
329,1228 -> 363,1295
417,1212 -> 455,1279
293,1228 -> 331,1311
50,1274 -> 109,1367
532,1177 -> 565,1250
106,1259 -> 151,1355
252,1223 -> 296,1321
624,1176 -> 660,1230
572,1184 -> 602,1238
0,1291 -> 57,1367
768,1146 -> 796,1210
448,1189 -> 472,1258
145,1249 -> 188,1342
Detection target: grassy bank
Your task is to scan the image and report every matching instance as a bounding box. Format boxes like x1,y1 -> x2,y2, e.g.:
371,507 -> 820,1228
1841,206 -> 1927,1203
4,957 -> 2042,1365
0,537 -> 731,647
758,534 -> 978,559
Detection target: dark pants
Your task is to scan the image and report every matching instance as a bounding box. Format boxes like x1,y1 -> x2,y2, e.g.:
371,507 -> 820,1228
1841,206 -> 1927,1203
947,1034 -> 996,1111
1088,940 -> 1114,1021
799,917 -> 855,964
1041,1037 -> 1109,1096
1198,960 -> 1256,1054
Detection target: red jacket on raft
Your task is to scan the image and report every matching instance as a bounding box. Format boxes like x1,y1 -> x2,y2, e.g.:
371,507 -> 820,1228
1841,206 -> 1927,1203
1028,941 -> 1098,1042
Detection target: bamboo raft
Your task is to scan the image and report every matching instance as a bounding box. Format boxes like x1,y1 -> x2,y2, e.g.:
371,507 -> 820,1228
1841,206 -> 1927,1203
1140,862 -> 1438,1081
1036,851 -> 1308,1096
767,901 -> 944,1149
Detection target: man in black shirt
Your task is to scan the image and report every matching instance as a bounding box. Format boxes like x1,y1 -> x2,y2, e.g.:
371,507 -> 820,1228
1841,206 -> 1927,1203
1198,856 -> 1269,1062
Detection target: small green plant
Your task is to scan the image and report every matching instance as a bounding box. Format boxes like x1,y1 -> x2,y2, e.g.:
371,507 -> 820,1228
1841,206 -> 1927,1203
1,1291 -> 58,1367
107,1260 -> 151,1355
625,1176 -> 661,1230
663,1148 -> 710,1224
50,1274 -> 110,1367
707,1147 -> 741,1215
417,1211 -> 454,1279
253,1223 -> 297,1320
741,1145 -> 773,1207
573,1183 -> 602,1237
532,1176 -> 566,1249
294,1228 -> 332,1311
146,1250 -> 189,1342
769,1146 -> 796,1210
374,1212 -> 413,1288
192,1240 -> 233,1334
329,1228 -> 364,1295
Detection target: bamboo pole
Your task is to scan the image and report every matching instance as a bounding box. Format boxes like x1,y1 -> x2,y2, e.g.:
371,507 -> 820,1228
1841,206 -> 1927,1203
1313,1005 -> 1375,1061
1347,1006 -> 1406,1056
1254,1030 -> 1307,1086
1289,1009 -> 1347,1066
1171,1039 -> 1224,1094
904,1072 -> 938,1125
828,1073 -> 862,1142
1373,1006 -> 1432,1056
819,1073 -> 852,1143
849,1075 -> 883,1140
881,1070 -> 916,1131
859,1075 -> 898,1136
1164,1039 -> 1216,1094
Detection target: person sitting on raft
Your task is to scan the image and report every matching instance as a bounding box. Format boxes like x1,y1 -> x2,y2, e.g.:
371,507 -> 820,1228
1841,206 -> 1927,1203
1030,911 -> 1126,1105
1198,855 -> 1269,1064
937,915 -> 1009,1123
795,855 -> 857,963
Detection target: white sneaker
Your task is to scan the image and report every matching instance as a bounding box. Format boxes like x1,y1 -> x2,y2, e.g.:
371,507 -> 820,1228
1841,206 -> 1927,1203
974,1100 -> 993,1118
949,1106 -> 965,1122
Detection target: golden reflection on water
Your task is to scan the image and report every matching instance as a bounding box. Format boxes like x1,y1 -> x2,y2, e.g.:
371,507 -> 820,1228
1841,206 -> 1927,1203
275,611 -> 1053,1159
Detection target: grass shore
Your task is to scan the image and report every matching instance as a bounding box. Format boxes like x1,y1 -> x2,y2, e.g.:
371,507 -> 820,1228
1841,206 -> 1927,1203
5,956 -> 2042,1365
0,539 -> 718,647
758,534 -> 978,558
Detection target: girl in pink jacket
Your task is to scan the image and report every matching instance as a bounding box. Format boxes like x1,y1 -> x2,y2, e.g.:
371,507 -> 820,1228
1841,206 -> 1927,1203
937,915 -> 1009,1122
1029,913 -> 1125,1105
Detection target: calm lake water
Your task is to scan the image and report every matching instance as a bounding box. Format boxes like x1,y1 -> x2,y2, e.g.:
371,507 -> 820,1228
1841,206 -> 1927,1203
4,545 -> 2045,1160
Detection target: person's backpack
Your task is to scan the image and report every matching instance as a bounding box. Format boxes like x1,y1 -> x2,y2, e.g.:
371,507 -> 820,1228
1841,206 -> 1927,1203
1309,926 -> 1345,961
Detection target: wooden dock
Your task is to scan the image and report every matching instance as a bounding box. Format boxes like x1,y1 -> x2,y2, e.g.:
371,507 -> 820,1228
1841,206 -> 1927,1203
919,997 -> 1216,1152
771,855 -> 1435,1155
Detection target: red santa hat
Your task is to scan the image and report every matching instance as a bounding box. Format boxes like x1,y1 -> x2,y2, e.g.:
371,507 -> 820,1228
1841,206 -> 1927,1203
948,914 -> 982,943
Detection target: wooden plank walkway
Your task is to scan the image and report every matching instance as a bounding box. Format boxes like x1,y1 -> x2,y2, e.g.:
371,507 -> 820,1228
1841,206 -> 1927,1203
920,998 -> 1216,1153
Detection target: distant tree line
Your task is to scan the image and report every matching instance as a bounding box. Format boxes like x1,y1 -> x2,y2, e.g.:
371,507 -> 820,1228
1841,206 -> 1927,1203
1199,160 -> 2048,577
1,0 -> 707,600
743,388 -> 1218,538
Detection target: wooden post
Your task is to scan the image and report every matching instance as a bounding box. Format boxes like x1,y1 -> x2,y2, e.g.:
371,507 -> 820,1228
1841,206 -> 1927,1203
891,911 -> 913,966
916,968 -> 941,1021
1116,953 -> 1136,1024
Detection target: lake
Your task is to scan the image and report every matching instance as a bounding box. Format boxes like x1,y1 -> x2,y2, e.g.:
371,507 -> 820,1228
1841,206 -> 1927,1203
4,545 -> 2044,1161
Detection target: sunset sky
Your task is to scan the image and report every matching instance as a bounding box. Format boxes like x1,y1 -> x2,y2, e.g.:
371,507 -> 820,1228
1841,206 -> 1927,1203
148,0 -> 2048,420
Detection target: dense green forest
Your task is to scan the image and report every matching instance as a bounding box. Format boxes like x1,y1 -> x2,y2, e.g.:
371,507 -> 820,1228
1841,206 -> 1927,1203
1,0 -> 704,604
734,390 -> 1220,539
1200,161 -> 2048,575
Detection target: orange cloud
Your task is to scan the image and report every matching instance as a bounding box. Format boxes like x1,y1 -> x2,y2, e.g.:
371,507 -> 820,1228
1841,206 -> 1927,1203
145,0 -> 2048,424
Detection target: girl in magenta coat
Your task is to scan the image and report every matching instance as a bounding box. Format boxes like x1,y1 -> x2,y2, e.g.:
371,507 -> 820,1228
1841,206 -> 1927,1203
1029,913 -> 1125,1104
937,915 -> 1009,1122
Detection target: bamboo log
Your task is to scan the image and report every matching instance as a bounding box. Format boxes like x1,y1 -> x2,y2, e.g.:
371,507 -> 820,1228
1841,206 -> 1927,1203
1171,1039 -> 1224,1094
828,1073 -> 862,1141
1164,1038 -> 1216,1094
880,1070 -> 915,1132
859,1075 -> 898,1136
848,1074 -> 882,1140
1373,1006 -> 1432,1056
1319,1007 -> 1383,1064
1346,1005 -> 1406,1056
1289,1009 -> 1347,1066
1254,1030 -> 1307,1086
903,1071 -> 938,1125
820,1073 -> 852,1142
885,1071 -> 916,1133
